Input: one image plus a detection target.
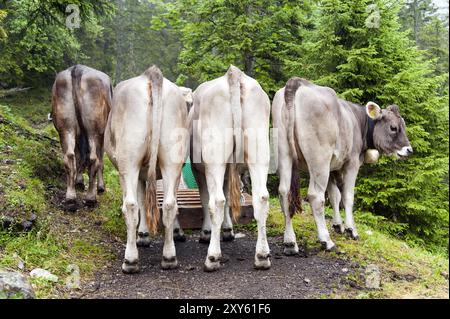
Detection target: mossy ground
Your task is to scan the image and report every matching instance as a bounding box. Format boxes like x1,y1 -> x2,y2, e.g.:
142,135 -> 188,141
0,89 -> 120,298
264,198 -> 449,298
0,89 -> 448,299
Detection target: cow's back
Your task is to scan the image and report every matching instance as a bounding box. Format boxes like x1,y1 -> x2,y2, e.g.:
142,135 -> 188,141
52,65 -> 111,134
105,74 -> 188,169
52,69 -> 76,132
294,83 -> 357,171
75,66 -> 112,136
105,75 -> 151,168
237,72 -> 271,119
191,69 -> 270,172
192,76 -> 231,123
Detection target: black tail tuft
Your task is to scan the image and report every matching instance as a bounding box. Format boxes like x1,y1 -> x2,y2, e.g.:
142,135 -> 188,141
77,132 -> 89,171
287,164 -> 302,217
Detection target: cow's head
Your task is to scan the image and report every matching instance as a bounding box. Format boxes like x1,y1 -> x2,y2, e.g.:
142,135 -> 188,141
179,86 -> 193,112
366,102 -> 413,158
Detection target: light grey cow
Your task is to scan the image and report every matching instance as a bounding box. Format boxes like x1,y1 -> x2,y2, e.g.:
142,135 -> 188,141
105,66 -> 190,273
272,77 -> 413,254
190,65 -> 271,271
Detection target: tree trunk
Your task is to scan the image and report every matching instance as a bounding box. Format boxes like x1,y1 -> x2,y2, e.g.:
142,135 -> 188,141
243,52 -> 254,77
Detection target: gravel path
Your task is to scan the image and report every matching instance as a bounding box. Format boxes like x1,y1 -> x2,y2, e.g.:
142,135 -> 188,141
81,231 -> 356,299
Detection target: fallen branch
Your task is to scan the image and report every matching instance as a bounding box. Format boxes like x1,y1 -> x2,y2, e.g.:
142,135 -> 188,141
0,87 -> 32,98
0,114 -> 59,147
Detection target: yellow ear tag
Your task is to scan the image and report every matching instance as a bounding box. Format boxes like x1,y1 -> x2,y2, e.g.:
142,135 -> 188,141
365,149 -> 379,164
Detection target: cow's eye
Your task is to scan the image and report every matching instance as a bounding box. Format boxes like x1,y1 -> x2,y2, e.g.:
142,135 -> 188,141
390,125 -> 397,133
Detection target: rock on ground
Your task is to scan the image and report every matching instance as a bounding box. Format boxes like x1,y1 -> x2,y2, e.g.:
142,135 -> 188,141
30,268 -> 59,283
365,264 -> 381,289
0,270 -> 35,299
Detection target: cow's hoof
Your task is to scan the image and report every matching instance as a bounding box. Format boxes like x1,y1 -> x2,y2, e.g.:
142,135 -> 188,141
173,228 -> 186,242
97,185 -> 105,194
137,232 -> 150,247
283,242 -> 299,256
203,255 -> 221,272
161,256 -> 178,270
83,198 -> 97,207
345,228 -> 359,240
64,198 -> 78,212
321,241 -> 337,252
122,259 -> 140,274
222,229 -> 235,242
254,253 -> 271,270
199,230 -> 211,244
75,182 -> 85,191
333,223 -> 345,234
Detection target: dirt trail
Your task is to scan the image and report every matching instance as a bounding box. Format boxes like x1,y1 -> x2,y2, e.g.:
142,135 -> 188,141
80,231 -> 357,299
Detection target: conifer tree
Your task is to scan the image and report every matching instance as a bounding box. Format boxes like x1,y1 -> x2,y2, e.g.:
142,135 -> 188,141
296,0 -> 448,252
399,0 -> 449,76
153,0 -> 313,95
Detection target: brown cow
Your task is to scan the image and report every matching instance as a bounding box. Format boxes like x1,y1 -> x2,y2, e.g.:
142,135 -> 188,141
51,64 -> 112,210
272,77 -> 413,254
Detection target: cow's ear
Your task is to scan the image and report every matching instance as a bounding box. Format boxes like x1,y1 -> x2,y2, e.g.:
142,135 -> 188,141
387,104 -> 400,116
366,102 -> 382,120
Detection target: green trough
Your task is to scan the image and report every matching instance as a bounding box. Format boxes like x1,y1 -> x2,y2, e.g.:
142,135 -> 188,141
182,158 -> 198,189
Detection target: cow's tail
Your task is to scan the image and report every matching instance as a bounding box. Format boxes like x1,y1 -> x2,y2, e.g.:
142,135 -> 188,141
226,65 -> 242,222
104,83 -> 113,116
144,65 -> 164,234
70,65 -> 90,171
284,77 -> 303,216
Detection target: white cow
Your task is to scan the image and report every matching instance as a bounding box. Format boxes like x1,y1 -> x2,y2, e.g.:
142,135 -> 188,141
190,65 -> 271,271
104,66 -> 190,273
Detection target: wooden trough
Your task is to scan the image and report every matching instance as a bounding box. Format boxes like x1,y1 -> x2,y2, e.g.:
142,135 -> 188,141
156,181 -> 254,229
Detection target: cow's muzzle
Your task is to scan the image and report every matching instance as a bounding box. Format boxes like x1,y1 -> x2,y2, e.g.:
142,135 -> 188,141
397,146 -> 413,158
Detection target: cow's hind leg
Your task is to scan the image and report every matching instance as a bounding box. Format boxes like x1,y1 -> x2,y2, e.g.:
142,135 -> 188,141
84,138 -> 100,206
278,150 -> 299,256
327,174 -> 344,234
301,141 -> 336,251
307,164 -> 335,251
120,169 -> 140,273
248,162 -> 271,270
222,178 -> 235,242
75,164 -> 85,191
136,179 -> 150,247
75,146 -> 85,190
96,135 -> 106,194
61,132 -> 77,211
160,163 -> 181,270
192,167 -> 211,244
173,217 -> 186,242
96,155 -> 105,194
204,164 -> 226,272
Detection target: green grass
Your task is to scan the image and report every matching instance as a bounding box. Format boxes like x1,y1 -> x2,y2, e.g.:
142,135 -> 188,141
95,159 -> 126,239
0,88 -> 52,128
266,197 -> 449,298
0,103 -> 119,298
